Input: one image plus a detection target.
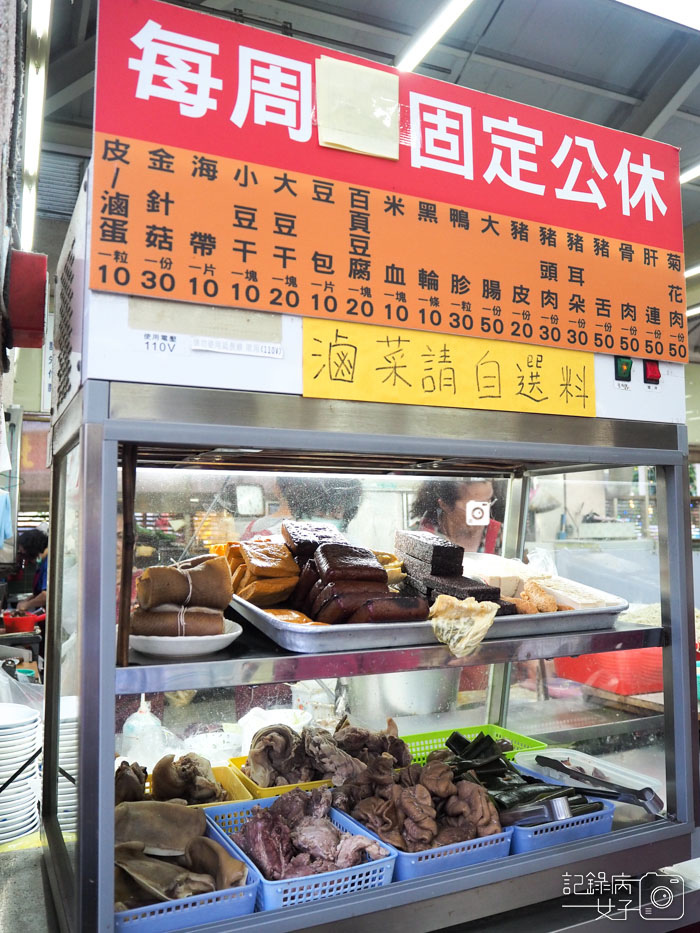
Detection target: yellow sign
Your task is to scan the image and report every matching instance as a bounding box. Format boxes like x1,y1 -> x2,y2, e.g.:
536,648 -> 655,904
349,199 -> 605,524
303,319 -> 595,417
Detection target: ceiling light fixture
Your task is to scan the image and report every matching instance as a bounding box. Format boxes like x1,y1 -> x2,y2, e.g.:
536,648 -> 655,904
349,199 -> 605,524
685,264 -> 700,278
611,1 -> 700,31
687,305 -> 700,318
395,0 -> 477,72
680,162 -> 700,185
20,0 -> 52,251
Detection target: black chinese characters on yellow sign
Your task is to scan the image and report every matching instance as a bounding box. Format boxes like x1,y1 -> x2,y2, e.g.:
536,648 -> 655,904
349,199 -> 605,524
303,320 -> 594,417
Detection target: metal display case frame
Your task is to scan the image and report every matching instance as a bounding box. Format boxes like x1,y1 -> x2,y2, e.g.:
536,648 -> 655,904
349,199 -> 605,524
42,378 -> 699,932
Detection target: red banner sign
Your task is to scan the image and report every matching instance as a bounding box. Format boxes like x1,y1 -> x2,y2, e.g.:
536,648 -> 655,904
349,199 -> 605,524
91,0 -> 687,361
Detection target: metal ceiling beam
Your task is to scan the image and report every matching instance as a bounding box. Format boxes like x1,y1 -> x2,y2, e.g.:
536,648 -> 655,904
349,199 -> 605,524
45,73 -> 94,117
71,0 -> 93,46
43,120 -> 92,154
45,35 -> 96,116
201,0 -> 700,130
678,109 -> 700,126
200,0 -> 640,104
47,35 -> 95,95
42,0 -> 700,140
618,34 -> 700,137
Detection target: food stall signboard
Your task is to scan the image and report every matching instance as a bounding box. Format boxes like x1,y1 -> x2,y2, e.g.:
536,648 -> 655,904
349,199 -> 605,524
303,319 -> 595,417
92,0 -> 687,363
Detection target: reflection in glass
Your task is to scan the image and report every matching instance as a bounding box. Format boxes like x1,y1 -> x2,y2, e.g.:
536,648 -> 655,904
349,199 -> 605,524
507,466 -> 665,822
57,444 -> 81,845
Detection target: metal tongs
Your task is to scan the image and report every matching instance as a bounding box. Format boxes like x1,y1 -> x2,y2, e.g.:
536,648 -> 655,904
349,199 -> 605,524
500,793 -> 604,826
500,796 -> 573,826
534,755 -> 664,815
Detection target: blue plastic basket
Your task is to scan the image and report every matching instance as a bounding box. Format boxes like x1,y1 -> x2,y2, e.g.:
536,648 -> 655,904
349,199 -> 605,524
114,824 -> 259,932
392,826 -> 512,881
345,812 -> 513,881
206,796 -> 397,911
510,799 -> 615,854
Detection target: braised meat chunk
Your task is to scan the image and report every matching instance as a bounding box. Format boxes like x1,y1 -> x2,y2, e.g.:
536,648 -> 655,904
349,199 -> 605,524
233,790 -> 388,880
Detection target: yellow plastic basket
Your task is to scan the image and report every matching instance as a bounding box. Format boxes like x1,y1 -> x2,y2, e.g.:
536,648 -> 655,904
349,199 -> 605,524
229,756 -> 331,798
143,765 -> 252,807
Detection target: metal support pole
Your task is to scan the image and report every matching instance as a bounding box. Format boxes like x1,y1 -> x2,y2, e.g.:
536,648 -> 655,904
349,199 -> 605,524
77,426 -> 119,932
42,445 -> 75,933
486,475 -> 529,725
656,458 -> 699,825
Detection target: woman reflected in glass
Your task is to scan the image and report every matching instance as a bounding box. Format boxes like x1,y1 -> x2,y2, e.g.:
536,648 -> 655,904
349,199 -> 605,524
410,478 -> 502,554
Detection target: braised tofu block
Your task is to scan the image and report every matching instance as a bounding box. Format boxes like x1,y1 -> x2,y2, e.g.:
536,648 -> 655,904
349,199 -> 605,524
291,559 -> 320,610
281,520 -> 346,563
428,575 -> 500,601
314,583 -> 392,623
400,553 -> 499,601
394,530 -> 464,576
346,596 -> 430,624
303,578 -> 327,617
240,540 -> 299,578
311,580 -> 390,618
315,543 -> 388,584
238,576 -> 298,608
494,598 -> 516,617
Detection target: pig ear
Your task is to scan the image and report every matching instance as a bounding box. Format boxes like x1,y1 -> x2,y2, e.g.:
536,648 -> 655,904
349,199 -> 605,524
115,842 -> 215,901
115,862 -> 152,911
115,761 -> 147,805
115,800 -> 207,857
184,836 -> 248,890
177,753 -> 225,803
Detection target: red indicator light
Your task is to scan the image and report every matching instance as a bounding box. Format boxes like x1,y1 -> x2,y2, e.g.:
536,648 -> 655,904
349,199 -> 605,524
643,360 -> 661,385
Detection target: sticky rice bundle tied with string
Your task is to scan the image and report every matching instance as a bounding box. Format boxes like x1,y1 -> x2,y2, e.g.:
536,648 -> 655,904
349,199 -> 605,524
131,556 -> 232,637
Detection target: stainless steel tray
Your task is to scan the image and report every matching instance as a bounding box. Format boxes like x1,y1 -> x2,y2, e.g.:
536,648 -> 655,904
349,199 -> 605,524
230,594 -> 629,654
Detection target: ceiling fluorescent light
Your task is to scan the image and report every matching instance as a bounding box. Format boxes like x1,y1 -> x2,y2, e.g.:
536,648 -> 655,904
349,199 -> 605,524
680,162 -> 700,185
20,187 -> 37,254
685,264 -> 700,278
611,1 -> 700,31
687,305 -> 700,318
396,0 -> 476,72
20,0 -> 52,251
30,0 -> 51,38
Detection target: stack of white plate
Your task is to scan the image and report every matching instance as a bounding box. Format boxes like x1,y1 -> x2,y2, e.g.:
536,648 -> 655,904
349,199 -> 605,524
57,696 -> 78,832
0,702 -> 41,843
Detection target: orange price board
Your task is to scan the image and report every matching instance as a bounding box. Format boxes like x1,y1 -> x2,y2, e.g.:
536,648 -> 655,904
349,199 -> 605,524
92,133 -> 686,361
91,0 -> 687,362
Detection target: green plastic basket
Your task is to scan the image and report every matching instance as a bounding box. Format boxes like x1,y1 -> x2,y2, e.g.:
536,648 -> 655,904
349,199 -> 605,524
401,724 -> 546,765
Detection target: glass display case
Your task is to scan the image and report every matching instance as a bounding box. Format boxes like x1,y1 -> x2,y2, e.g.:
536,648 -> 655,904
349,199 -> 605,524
42,380 -> 698,932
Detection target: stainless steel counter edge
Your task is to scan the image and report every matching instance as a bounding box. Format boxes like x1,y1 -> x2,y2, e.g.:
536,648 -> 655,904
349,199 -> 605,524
116,623 -> 664,693
103,381 -> 686,462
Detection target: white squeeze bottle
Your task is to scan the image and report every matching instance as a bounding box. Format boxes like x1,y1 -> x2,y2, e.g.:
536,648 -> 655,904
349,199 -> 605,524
121,694 -> 163,762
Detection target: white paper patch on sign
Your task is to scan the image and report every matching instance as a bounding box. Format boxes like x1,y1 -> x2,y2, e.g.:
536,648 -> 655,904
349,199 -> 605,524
316,56 -> 399,160
191,336 -> 284,358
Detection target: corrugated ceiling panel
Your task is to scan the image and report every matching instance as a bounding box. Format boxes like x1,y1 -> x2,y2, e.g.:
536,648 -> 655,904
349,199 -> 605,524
37,150 -> 85,218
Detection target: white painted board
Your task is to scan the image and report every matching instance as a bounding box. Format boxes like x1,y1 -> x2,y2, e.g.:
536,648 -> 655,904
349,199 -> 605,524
593,353 -> 685,424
